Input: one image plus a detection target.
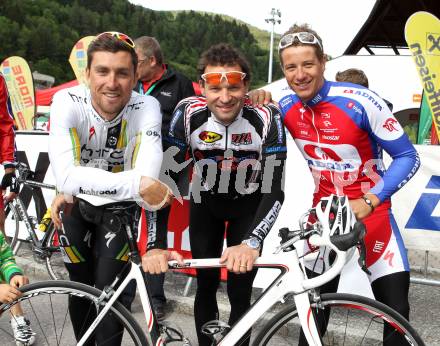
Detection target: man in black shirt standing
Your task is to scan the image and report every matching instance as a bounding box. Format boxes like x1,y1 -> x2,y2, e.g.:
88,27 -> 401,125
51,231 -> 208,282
133,36 -> 195,320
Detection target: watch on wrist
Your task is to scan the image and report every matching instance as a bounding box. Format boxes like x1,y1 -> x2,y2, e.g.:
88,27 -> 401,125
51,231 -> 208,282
361,196 -> 375,212
241,237 -> 261,250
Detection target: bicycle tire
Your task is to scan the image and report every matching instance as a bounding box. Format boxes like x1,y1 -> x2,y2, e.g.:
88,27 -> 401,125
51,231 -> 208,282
3,199 -> 20,253
252,292 -> 425,346
0,280 -> 148,346
44,223 -> 69,280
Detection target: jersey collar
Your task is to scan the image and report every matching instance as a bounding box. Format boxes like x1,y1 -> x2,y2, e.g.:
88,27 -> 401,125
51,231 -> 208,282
210,108 -> 243,126
306,79 -> 330,107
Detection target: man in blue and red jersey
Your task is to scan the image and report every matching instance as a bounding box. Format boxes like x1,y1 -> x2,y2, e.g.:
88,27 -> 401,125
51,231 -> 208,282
0,73 -> 18,238
277,24 -> 419,345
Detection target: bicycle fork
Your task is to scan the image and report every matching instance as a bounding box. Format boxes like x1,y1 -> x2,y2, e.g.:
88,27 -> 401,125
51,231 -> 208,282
294,291 -> 322,345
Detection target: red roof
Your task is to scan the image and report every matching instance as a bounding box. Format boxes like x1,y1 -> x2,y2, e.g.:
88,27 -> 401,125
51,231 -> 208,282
35,80 -> 79,106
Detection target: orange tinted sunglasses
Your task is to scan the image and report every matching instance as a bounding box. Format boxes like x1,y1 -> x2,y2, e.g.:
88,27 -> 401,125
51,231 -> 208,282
201,71 -> 246,86
96,31 -> 135,49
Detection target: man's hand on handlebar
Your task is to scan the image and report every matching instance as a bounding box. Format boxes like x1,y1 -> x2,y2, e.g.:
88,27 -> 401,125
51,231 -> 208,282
141,249 -> 184,274
220,244 -> 259,274
1,168 -> 18,203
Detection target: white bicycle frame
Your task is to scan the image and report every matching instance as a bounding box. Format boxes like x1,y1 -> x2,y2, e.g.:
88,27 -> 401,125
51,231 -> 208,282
77,229 -> 349,346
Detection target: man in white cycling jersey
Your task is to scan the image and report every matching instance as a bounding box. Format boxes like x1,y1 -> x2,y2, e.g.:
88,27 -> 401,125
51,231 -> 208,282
49,31 -> 175,346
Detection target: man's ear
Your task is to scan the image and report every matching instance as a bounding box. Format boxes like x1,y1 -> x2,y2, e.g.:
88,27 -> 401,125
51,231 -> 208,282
85,68 -> 91,87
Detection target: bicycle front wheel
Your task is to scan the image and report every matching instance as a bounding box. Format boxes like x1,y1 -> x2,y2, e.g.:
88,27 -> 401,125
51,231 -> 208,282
3,199 -> 20,253
0,280 -> 148,346
44,224 -> 69,280
253,292 -> 424,346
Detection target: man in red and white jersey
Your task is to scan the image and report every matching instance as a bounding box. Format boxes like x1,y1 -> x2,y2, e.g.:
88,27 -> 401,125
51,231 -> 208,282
277,24 -> 420,345
0,73 -> 18,237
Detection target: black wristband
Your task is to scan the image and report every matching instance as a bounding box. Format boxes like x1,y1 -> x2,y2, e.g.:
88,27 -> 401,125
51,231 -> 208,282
362,196 -> 375,212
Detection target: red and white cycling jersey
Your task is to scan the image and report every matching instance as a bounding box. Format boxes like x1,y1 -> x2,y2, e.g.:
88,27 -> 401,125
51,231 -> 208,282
279,80 -> 420,281
0,74 -> 15,168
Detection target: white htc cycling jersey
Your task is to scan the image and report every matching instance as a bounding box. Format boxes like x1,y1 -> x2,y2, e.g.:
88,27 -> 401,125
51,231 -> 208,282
49,84 -> 163,201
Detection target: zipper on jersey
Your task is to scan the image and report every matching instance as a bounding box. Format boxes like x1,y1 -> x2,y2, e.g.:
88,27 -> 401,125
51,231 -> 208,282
303,102 -> 320,144
224,124 -> 229,150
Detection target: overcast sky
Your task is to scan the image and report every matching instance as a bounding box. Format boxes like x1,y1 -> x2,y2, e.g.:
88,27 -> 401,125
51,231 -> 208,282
128,0 -> 376,57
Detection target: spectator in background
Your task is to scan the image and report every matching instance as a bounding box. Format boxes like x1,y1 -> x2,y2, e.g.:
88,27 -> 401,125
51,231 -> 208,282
335,68 -> 369,88
129,36 -> 195,321
335,68 -> 394,112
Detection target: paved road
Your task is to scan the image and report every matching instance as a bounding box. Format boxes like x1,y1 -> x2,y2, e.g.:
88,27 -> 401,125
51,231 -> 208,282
1,247 -> 439,345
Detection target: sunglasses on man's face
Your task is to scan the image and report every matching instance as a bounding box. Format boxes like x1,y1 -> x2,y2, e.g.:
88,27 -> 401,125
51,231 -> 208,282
278,32 -> 322,51
96,31 -> 135,49
201,71 -> 246,86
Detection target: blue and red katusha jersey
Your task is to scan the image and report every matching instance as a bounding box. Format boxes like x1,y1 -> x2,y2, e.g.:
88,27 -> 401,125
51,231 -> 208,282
279,80 -> 420,206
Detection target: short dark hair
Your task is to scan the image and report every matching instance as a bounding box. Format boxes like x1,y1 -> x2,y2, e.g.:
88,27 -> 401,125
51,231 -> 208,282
134,36 -> 164,65
278,23 -> 324,63
87,32 -> 138,73
335,68 -> 369,88
197,43 -> 251,83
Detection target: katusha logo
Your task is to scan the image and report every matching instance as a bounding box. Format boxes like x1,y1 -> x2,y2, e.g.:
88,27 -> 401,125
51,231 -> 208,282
199,131 -> 222,143
383,118 -> 399,132
298,140 -> 361,172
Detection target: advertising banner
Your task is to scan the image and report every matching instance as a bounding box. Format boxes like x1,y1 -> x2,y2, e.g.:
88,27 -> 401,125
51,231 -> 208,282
0,57 -> 36,130
405,11 -> 440,142
68,36 -> 95,85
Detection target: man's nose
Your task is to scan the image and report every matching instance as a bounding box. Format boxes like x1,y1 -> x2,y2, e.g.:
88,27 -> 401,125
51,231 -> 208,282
219,88 -> 232,102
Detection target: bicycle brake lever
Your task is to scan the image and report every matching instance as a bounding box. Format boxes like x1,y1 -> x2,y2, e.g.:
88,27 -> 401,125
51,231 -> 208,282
357,239 -> 371,276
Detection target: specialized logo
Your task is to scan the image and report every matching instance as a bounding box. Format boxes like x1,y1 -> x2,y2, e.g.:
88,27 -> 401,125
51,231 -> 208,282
199,131 -> 222,143
104,232 -> 116,248
428,33 -> 440,54
160,91 -> 172,97
382,118 -> 399,132
79,187 -> 117,195
89,126 -> 95,141
231,132 -> 252,145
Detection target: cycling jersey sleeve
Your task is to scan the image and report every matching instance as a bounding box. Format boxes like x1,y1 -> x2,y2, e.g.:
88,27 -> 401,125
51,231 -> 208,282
0,75 -> 16,167
362,99 -> 420,202
244,105 -> 287,244
49,90 -> 163,201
